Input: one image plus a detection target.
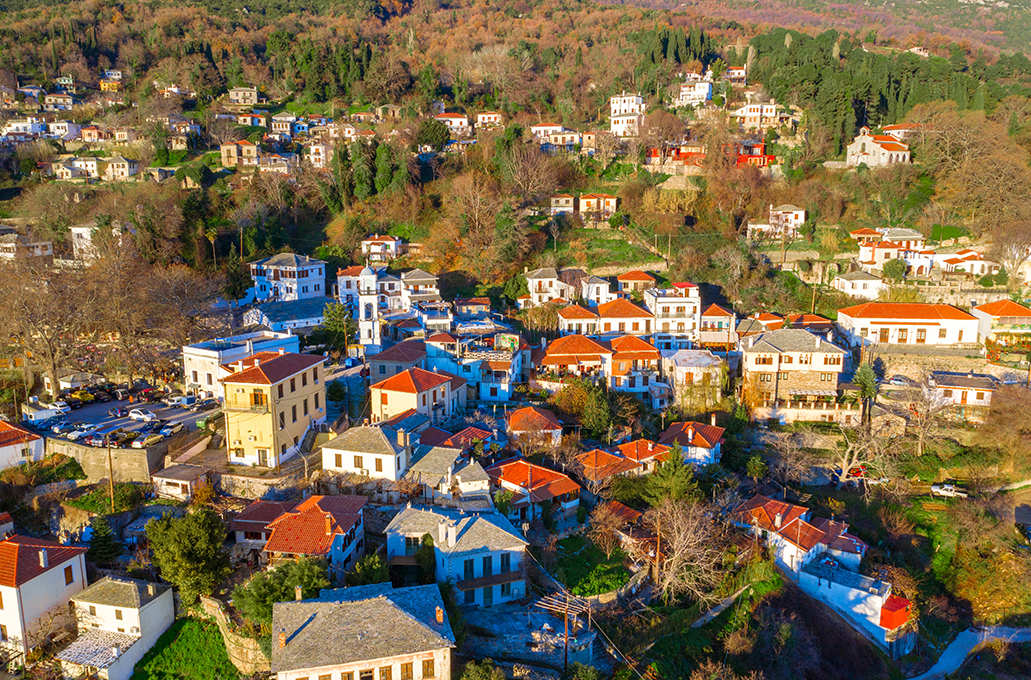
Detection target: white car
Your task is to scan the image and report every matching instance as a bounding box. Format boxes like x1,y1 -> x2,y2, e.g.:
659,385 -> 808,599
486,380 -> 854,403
128,409 -> 158,422
131,433 -> 164,449
931,484 -> 969,498
159,422 -> 185,437
66,425 -> 100,441
48,401 -> 71,414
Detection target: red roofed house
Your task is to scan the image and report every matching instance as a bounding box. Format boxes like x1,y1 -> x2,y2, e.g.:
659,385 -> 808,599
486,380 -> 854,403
262,495 -> 368,579
370,367 -> 467,424
836,303 -> 979,348
557,304 -> 600,335
507,406 -> 563,448
367,339 -> 427,380
849,228 -> 882,245
0,535 -> 88,658
486,457 -> 580,522
846,127 -> 910,167
615,439 -> 669,474
576,449 -> 640,497
615,270 -> 655,294
578,193 -> 618,220
535,334 -> 612,383
596,298 -> 653,337
605,335 -> 668,409
220,351 -> 327,469
361,233 -> 403,262
971,299 -> 1031,345
658,417 -> 725,466
0,421 -> 44,470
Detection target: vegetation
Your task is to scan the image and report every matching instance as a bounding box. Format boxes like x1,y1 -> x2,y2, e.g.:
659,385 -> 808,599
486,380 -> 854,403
346,554 -> 390,586
147,508 -> 230,604
66,483 -> 145,514
130,619 -> 239,680
86,517 -> 122,565
553,535 -> 631,597
232,557 -> 330,626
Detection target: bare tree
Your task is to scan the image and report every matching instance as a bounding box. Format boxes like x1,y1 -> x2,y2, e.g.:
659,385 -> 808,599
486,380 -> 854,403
206,108 -> 244,148
592,131 -> 622,168
897,374 -> 950,457
506,144 -> 558,207
642,110 -> 687,165
768,432 -> 817,487
646,498 -> 727,603
833,424 -> 900,489
588,502 -> 623,559
989,219 -> 1031,283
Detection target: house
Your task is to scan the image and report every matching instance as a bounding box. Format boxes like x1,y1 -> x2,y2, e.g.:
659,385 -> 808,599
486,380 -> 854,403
846,127 -> 911,167
580,276 -> 616,307
833,271 -> 885,301
596,298 -> 653,337
658,418 -> 725,466
0,536 -> 87,659
879,228 -> 926,251
576,448 -> 641,491
401,269 -> 442,310
616,270 -> 655,293
524,267 -> 578,307
369,367 -> 466,424
724,66 -> 747,84
535,334 -> 612,382
485,457 -> 581,523
607,335 -> 668,409
242,297 -> 330,332
219,351 -> 327,468
836,303 -> 979,348
578,194 -> 618,220
362,234 -> 403,262
672,80 -> 713,107
41,93 -> 73,111
731,102 -> 793,131
971,299 -> 1031,345
321,424 -> 418,481
849,228 -> 883,245
80,126 -> 110,143
530,123 -> 564,139
769,204 -> 806,235
476,111 -> 503,128
150,465 -> 209,502
182,329 -> 299,399
645,284 -> 702,349
929,371 -> 998,422
742,328 -> 854,425
271,113 -> 297,137
231,500 -> 298,553
659,349 -> 724,410
0,234 -> 53,262
609,92 -> 646,137
697,304 -> 737,349
304,141 -> 331,169
220,140 -> 260,168
369,340 -> 427,379
386,507 -> 528,606
57,578 -> 174,680
250,253 -> 327,303
271,583 -> 454,680
507,406 -> 563,448
0,421 -> 44,470
99,79 -> 122,93
454,297 -> 491,319
1,117 -> 46,138
47,120 -> 80,141
403,444 -> 490,502
422,333 -> 526,402
615,439 -> 670,474
936,249 -> 1000,277
102,156 -> 139,181
263,495 -> 367,578
433,113 -> 470,134
550,194 -> 575,216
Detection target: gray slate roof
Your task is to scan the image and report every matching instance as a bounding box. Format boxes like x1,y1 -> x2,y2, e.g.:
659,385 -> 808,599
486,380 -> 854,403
249,297 -> 330,323
454,458 -> 489,484
385,507 -> 527,555
323,426 -> 404,456
72,576 -> 168,609
744,328 -> 845,355
405,445 -> 464,487
271,584 -> 454,674
837,271 -> 881,282
258,253 -> 326,268
401,268 -> 437,283
525,267 -> 558,280
930,371 -> 998,390
152,464 -> 207,482
881,227 -> 924,242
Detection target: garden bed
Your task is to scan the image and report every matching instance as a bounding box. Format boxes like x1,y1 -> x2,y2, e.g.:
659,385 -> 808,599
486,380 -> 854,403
554,535 -> 630,597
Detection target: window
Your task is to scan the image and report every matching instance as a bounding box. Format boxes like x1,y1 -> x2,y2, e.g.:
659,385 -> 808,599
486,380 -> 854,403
278,384 -> 284,398
958,330 -> 964,342
319,675 -> 332,680
279,412 -> 285,429
976,392 -> 984,400
88,605 -> 95,616
422,394 -> 427,406
191,370 -> 198,382
943,389 -> 953,398
290,378 -> 296,393
779,372 -> 788,380
0,625 -> 6,641
315,394 -> 320,410
360,671 -> 375,680
335,453 -> 342,468
342,674 -> 354,680
375,458 -> 383,472
244,531 -> 262,540
898,329 -> 908,343
483,555 -> 493,576
303,399 -> 309,416
501,582 -> 512,597
65,565 -> 74,585
917,329 -> 926,343
501,553 -> 511,572
464,589 -> 474,605
302,372 -> 307,387
206,373 -> 213,386
464,558 -> 474,580
233,448 -> 245,458
939,328 -> 947,339
354,455 -> 363,469
759,374 -> 772,383
755,356 -> 773,365
401,663 -> 414,680
314,367 -> 319,381
782,356 -> 793,364
379,365 -> 386,375
380,667 -> 392,680
423,660 -> 435,678
115,609 -> 122,620
382,393 -> 389,405
799,354 -> 812,365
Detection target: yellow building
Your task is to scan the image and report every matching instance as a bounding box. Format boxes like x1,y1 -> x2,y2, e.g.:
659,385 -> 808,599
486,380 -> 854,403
220,351 -> 327,468
369,367 -> 466,425
99,79 -> 122,92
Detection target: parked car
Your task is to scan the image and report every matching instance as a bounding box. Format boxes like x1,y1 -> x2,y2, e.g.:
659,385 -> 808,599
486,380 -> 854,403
129,409 -> 158,422
164,395 -> 196,409
67,425 -> 100,441
35,416 -> 63,429
65,397 -> 83,410
886,375 -> 916,387
344,357 -> 359,368
131,433 -> 164,448
52,421 -> 83,435
108,407 -> 129,418
190,399 -> 219,412
48,401 -> 71,414
159,422 -> 185,437
118,432 -> 140,448
70,390 -> 95,403
196,410 -> 222,429
931,484 -> 969,498
114,389 -> 130,401
139,421 -> 166,434
92,391 -> 112,403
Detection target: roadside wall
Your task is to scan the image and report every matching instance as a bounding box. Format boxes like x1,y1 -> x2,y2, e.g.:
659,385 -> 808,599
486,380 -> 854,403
197,596 -> 270,675
46,438 -> 165,483
212,469 -> 305,500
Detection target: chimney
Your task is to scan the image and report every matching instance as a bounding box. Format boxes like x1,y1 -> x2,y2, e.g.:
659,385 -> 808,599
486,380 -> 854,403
246,339 -> 254,354
397,428 -> 407,448
38,548 -> 48,568
438,520 -> 447,545
279,348 -> 285,355
278,630 -> 286,648
774,513 -> 783,529
447,523 -> 456,549
253,358 -> 260,367
710,413 -> 717,427
648,441 -> 654,452
446,464 -> 453,486
325,514 -> 333,535
111,646 -> 120,659
687,424 -> 695,441
234,360 -> 244,372
435,606 -> 444,625
815,335 -> 819,349
295,585 -> 303,601
147,584 -> 155,596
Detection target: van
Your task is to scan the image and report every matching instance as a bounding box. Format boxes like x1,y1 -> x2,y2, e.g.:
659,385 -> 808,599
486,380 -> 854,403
166,395 -> 197,408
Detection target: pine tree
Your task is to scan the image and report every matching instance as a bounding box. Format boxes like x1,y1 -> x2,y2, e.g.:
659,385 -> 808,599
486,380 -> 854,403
374,143 -> 393,195
87,518 -> 122,566
644,444 -> 698,506
350,142 -> 374,201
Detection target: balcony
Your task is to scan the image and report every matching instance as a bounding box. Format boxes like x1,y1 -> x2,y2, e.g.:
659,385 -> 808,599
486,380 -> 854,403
455,569 -> 525,592
387,549 -> 418,567
224,401 -> 270,413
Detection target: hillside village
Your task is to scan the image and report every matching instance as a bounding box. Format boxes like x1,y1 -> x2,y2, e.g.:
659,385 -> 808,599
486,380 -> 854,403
1,3 -> 1031,680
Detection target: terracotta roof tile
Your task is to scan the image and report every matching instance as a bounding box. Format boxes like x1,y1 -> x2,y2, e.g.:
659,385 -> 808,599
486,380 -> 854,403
508,406 -> 562,432
576,449 -> 639,481
264,495 -> 366,557
658,421 -> 725,449
616,270 -> 655,282
220,352 -> 325,385
370,340 -> 426,364
838,302 -> 975,321
974,299 -> 1031,317
616,439 -> 669,462
0,421 -> 41,448
0,535 -> 86,587
231,500 -> 298,533
702,304 -> 734,317
371,367 -> 459,394
559,305 -> 598,320
485,457 -> 580,503
597,298 -> 651,319
543,335 -> 612,357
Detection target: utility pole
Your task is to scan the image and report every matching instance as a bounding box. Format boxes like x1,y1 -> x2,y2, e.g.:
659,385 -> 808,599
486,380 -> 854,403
810,283 -> 817,315
106,436 -> 115,513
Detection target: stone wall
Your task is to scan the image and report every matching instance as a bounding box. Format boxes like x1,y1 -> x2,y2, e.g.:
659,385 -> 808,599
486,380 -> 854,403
197,596 -> 271,675
46,438 -> 166,483
213,469 -> 305,500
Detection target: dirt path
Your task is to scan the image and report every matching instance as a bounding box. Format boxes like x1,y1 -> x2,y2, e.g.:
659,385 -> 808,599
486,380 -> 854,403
908,627 -> 1031,680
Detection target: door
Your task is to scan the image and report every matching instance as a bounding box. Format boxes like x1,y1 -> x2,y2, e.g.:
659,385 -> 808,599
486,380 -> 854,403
257,449 -> 268,466
879,328 -> 889,342
960,391 -> 968,405
483,586 -> 494,606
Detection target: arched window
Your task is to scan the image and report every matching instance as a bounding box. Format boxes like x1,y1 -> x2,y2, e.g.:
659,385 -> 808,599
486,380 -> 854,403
861,142 -> 866,153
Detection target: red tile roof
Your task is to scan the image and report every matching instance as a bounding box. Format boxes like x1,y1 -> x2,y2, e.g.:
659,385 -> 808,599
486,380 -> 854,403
849,228 -> 882,236
485,458 -> 581,504
605,500 -> 643,525
418,426 -> 454,448
220,352 -> 325,385
576,449 -> 639,481
370,340 -> 426,364
607,335 -> 660,360
443,427 -> 493,450
559,305 -> 598,320
616,439 -> 669,462
508,406 -> 562,432
597,298 -> 651,319
974,299 -> 1031,317
838,302 -> 975,321
616,270 -> 655,282
0,535 -> 86,587
337,265 -> 365,277
371,367 -> 460,394
658,421 -> 725,449
231,500 -> 298,533
264,495 -> 366,556
0,421 -> 41,448
543,335 -> 611,357
426,333 -> 458,343
702,304 -> 734,317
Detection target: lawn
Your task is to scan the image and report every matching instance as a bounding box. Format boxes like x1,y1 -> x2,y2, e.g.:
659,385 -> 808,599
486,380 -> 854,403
554,535 -> 630,597
557,230 -> 664,270
65,483 -> 145,514
131,619 -> 239,680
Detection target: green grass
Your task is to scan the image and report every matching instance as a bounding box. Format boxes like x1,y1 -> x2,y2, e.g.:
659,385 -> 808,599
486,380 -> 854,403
65,483 -> 145,514
557,230 -> 663,270
131,619 -> 240,680
13,454 -> 86,484
554,535 -> 630,596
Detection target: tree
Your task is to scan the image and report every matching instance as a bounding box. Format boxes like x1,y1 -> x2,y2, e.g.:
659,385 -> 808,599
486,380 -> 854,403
318,301 -> 356,355
414,119 -> 450,151
232,557 -> 330,625
647,498 -> 726,603
981,385 -> 1031,473
833,424 -> 900,489
898,375 -> 950,457
588,502 -> 623,559
504,144 -> 558,207
990,220 -> 1031,283
642,110 -> 687,165
326,380 -> 347,404
768,431 -> 817,487
582,386 -> 611,437
853,363 -> 879,427
644,445 -> 698,506
882,257 -> 907,281
494,489 -> 514,517
223,256 -> 251,302
415,533 -> 436,584
346,554 -> 390,586
461,659 -> 506,680
689,660 -> 764,680
87,518 -> 122,566
746,455 -> 768,484
147,508 -> 230,604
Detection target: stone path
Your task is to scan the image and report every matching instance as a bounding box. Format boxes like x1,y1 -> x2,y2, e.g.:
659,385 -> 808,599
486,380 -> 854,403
691,583 -> 753,629
907,626 -> 1031,680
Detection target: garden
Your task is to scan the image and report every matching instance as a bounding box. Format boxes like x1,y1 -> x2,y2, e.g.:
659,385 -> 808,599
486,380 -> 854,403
552,535 -> 631,597
130,619 -> 239,680
65,482 -> 146,514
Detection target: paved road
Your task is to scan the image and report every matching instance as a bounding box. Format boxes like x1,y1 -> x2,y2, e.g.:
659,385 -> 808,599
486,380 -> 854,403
908,627 -> 1031,680
31,397 -> 207,441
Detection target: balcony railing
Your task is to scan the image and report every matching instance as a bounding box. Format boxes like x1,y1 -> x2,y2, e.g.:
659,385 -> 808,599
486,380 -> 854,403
224,401 -> 269,413
455,569 -> 525,592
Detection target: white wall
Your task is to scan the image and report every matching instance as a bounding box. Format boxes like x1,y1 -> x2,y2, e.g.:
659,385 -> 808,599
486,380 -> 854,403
0,553 -> 86,656
277,647 -> 451,680
0,437 -> 44,470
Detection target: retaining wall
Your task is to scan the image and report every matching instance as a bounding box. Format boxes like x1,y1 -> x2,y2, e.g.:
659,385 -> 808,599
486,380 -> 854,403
198,596 -> 271,675
46,438 -> 165,483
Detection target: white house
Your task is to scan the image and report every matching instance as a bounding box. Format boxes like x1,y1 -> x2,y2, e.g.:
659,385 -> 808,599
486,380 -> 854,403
182,329 -> 298,398
385,507 -> 528,607
550,194 -> 575,216
658,419 -> 725,467
249,253 -> 327,303
530,123 -> 564,139
271,583 -> 454,680
321,424 -> 417,481
0,422 -> 44,471
836,303 -> 979,348
609,92 -> 646,137
507,406 -> 563,448
833,271 -> 885,300
971,299 -> 1031,345
361,234 -> 404,262
433,113 -> 471,134
524,267 -> 577,307
47,120 -> 80,141
242,297 -> 330,332
57,578 -> 175,680
846,127 -> 911,167
929,371 -> 997,421
476,111 -> 503,128
580,275 -> 616,307
673,80 -> 712,107
150,465 -> 209,502
644,284 -> 702,350
0,536 -> 88,659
